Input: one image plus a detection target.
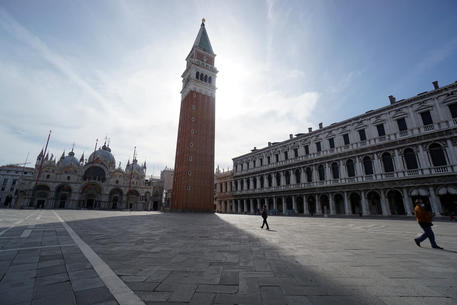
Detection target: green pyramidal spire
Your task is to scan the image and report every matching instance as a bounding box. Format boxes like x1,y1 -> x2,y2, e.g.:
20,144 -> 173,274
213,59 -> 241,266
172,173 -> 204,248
193,18 -> 214,54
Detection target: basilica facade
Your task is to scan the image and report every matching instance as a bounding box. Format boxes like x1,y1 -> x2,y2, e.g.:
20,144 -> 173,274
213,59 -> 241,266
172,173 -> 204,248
15,143 -> 163,210
215,80 -> 457,217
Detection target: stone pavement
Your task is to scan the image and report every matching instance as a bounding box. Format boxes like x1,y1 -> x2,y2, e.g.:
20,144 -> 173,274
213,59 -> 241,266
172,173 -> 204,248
0,210 -> 456,305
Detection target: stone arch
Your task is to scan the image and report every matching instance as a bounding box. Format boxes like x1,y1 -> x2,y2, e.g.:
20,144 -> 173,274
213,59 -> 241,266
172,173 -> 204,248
346,159 -> 356,177
334,193 -> 345,214
387,189 -> 405,215
349,192 -> 361,215
80,182 -> 102,209
320,194 -> 329,215
33,184 -> 51,208
331,162 -> 339,179
403,147 -> 419,170
363,156 -> 373,175
109,188 -> 123,209
284,171 -> 291,185
306,167 -> 313,182
127,189 -> 140,209
55,184 -> 72,209
294,168 -> 301,184
275,173 -> 281,186
296,196 -> 304,213
307,195 -> 316,215
437,186 -> 457,216
381,152 -> 394,172
366,190 -> 382,215
428,143 -> 447,167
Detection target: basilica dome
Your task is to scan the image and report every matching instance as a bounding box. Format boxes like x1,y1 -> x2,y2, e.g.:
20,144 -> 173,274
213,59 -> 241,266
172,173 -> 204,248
58,151 -> 80,170
125,159 -> 145,176
88,144 -> 116,169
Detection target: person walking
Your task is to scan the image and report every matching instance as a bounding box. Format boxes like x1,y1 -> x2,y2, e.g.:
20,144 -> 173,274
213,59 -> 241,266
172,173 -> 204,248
414,199 -> 443,249
260,205 -> 270,230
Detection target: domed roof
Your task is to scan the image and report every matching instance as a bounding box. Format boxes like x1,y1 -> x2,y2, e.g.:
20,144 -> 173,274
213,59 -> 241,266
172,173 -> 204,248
58,151 -> 80,169
88,144 -> 116,169
125,159 -> 145,176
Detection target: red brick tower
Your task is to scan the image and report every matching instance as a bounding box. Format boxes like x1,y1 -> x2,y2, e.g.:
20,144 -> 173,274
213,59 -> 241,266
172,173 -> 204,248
171,19 -> 217,212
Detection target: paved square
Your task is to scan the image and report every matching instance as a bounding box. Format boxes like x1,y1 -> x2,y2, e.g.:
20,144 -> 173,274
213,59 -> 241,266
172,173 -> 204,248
0,210 -> 456,305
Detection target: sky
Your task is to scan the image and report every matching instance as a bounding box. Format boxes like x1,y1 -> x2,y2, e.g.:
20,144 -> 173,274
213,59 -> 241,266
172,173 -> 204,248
1,0 -> 457,176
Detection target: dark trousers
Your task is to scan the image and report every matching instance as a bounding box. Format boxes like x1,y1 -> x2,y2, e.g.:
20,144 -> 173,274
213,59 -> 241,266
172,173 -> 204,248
416,223 -> 437,247
261,218 -> 269,229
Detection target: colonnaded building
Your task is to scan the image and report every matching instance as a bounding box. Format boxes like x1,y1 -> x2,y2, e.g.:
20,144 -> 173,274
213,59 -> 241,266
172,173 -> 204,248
13,143 -> 163,210
215,80 -> 457,217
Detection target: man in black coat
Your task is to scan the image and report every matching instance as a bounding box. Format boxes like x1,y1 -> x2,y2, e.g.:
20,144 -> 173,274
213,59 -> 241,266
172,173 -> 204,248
261,205 -> 270,230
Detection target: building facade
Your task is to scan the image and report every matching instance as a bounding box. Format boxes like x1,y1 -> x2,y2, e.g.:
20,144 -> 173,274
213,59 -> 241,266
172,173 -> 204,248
171,19 -> 217,212
216,81 -> 457,217
15,143 -> 163,210
214,168 -> 234,213
0,165 -> 35,208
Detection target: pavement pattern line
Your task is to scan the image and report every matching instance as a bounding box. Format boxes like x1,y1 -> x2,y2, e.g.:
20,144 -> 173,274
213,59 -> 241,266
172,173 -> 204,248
0,243 -> 76,252
20,229 -> 32,238
0,212 -> 37,236
53,210 -> 146,305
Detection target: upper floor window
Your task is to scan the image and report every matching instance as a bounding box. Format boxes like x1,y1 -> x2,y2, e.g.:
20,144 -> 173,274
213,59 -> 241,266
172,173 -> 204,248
382,152 -> 394,172
306,167 -> 313,182
343,134 -> 350,145
376,124 -> 386,137
267,156 -> 271,164
208,76 -> 212,84
293,148 -> 298,158
346,159 -> 355,177
448,103 -> 457,118
275,173 -> 281,186
294,169 -> 301,184
316,142 -> 321,152
260,158 -> 263,166
363,156 -> 373,175
318,165 -> 325,181
396,118 -> 407,131
304,145 -> 309,155
196,71 -> 199,79
358,129 -> 366,141
328,138 -> 335,149
284,151 -> 288,160
420,111 -> 433,126
331,162 -> 339,179
284,171 -> 290,185
429,143 -> 447,167
403,148 -> 418,170
275,154 -> 279,162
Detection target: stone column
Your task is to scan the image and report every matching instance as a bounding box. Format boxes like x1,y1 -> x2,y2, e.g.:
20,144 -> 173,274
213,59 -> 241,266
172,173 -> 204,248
401,188 -> 413,216
417,144 -> 431,170
361,191 -> 369,216
300,169 -> 306,185
236,200 -> 240,213
394,149 -> 404,175
273,197 -> 277,210
257,198 -> 261,211
290,170 -> 296,185
446,139 -> 457,168
292,195 -> 297,212
243,199 -> 247,213
282,196 -> 286,213
250,199 -> 254,214
428,186 -> 441,216
373,154 -> 381,175
316,194 -> 322,215
272,174 -> 277,187
280,172 -> 285,186
303,195 -> 309,215
329,194 -> 335,215
380,190 -> 390,216
249,177 -> 254,190
325,164 -> 331,182
344,192 -> 350,215
340,160 -> 347,178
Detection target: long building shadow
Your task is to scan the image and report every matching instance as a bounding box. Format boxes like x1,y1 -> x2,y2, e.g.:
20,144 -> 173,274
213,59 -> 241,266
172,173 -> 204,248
1,210 -> 456,305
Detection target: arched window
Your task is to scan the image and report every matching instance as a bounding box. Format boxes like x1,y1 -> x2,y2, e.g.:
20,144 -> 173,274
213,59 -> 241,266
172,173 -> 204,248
382,152 -> 394,172
204,75 -> 208,82
200,73 -> 204,81
363,156 -> 373,175
318,165 -> 325,181
267,174 -> 272,187
306,167 -> 313,182
275,173 -> 281,186
331,162 -> 339,179
253,177 -> 257,189
429,143 -> 447,166
346,159 -> 355,177
208,76 -> 212,84
246,179 -> 250,189
240,180 -> 244,190
234,180 -> 238,190
260,176 -> 264,188
196,71 -> 199,79
284,171 -> 290,185
403,148 -> 418,169
295,169 -> 301,184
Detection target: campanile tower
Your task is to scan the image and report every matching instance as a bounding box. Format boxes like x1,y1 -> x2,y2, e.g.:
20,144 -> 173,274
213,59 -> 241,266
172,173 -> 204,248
171,19 -> 217,212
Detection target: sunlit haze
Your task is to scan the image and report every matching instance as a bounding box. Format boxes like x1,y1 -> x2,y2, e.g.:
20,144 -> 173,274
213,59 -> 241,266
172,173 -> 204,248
1,0 -> 456,176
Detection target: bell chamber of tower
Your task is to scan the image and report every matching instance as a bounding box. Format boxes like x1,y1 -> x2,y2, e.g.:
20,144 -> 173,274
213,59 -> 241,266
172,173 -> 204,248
171,19 -> 218,212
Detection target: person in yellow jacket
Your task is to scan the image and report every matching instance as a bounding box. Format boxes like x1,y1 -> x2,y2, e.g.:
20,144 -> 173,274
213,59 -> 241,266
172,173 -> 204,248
414,199 -> 443,249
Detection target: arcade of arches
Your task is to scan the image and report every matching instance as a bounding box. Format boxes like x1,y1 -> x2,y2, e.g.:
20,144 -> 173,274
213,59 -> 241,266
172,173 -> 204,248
216,186 -> 457,217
